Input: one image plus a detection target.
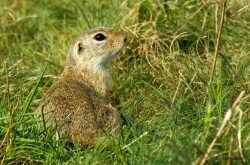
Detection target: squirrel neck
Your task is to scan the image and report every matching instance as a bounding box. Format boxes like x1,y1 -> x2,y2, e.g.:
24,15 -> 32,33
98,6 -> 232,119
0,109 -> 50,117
62,64 -> 112,97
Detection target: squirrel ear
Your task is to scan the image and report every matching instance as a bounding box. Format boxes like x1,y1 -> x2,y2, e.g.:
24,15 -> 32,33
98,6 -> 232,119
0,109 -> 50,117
77,42 -> 84,54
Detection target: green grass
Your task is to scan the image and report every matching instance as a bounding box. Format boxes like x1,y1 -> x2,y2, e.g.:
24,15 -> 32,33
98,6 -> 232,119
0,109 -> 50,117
0,0 -> 249,164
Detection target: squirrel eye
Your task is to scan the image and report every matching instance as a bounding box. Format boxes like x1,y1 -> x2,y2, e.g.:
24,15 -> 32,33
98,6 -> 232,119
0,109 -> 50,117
94,33 -> 106,41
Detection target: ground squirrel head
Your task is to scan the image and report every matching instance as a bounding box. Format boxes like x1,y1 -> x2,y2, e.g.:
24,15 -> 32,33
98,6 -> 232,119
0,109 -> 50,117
66,27 -> 127,74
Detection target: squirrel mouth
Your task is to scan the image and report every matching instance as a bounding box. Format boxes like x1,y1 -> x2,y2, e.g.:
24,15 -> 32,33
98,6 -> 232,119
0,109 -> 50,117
97,43 -> 125,69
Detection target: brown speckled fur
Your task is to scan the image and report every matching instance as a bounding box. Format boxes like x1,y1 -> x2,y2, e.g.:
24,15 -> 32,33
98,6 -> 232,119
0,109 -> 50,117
37,27 -> 126,147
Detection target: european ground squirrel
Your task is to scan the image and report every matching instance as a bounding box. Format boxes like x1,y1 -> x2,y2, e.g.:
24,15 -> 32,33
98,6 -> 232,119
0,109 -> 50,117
37,27 -> 127,147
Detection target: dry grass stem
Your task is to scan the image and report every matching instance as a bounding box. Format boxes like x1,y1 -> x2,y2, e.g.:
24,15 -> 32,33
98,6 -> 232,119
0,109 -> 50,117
121,131 -> 148,150
227,129 -> 233,165
0,129 -> 9,149
237,109 -> 245,162
5,61 -> 13,147
172,78 -> 181,103
208,0 -> 227,85
200,91 -> 245,165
